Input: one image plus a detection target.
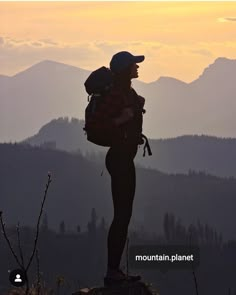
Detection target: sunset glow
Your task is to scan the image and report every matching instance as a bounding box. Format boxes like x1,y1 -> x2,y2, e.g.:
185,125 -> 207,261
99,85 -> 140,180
1,2 -> 236,82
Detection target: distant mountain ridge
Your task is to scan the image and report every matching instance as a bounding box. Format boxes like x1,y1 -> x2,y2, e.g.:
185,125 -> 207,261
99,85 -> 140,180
2,142 -> 236,240
23,117 -> 236,178
194,57 -> 236,83
1,57 -> 236,142
12,60 -> 86,79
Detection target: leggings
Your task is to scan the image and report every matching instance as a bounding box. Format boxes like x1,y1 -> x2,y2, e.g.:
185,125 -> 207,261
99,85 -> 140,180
105,145 -> 137,270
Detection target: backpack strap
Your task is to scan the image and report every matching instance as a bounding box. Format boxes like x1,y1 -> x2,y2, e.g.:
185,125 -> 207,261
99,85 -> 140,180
141,134 -> 152,157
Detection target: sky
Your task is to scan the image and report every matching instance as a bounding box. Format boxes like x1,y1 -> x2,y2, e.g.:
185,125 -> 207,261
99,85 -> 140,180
1,2 -> 236,82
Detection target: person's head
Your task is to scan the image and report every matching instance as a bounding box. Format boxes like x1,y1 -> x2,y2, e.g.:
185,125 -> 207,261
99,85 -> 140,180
110,51 -> 145,84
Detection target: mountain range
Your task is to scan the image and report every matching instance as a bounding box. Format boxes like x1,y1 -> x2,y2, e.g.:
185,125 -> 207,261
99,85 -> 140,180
1,57 -> 236,142
23,117 -> 236,178
1,142 -> 236,241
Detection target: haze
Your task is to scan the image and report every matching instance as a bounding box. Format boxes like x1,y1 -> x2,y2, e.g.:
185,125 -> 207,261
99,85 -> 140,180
1,2 -> 236,82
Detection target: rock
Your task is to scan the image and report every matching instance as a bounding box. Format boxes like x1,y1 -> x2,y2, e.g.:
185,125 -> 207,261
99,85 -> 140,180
72,281 -> 159,295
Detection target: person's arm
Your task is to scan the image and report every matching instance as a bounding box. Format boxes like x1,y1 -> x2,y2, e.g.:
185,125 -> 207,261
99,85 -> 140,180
102,88 -> 135,127
113,107 -> 134,126
138,95 -> 145,108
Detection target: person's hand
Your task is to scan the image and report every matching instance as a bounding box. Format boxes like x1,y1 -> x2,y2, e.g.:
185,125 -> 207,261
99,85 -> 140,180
122,107 -> 134,120
138,95 -> 145,108
113,107 -> 134,126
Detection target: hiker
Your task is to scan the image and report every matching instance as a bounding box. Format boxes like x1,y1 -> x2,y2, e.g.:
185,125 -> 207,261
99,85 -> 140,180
104,51 -> 147,286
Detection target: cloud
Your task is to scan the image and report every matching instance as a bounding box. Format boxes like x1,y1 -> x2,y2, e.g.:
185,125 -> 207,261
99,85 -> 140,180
0,37 -> 4,46
218,17 -> 236,22
190,49 -> 213,57
225,17 -> 236,22
151,45 -> 162,51
31,42 -> 43,47
0,37 -> 32,49
0,36 -> 60,49
1,36 -> 236,83
0,38 -> 165,79
0,37 -> 111,75
39,39 -> 58,46
94,41 -> 124,55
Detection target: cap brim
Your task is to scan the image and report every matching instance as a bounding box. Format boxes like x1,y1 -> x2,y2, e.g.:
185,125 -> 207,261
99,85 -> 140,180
133,55 -> 145,63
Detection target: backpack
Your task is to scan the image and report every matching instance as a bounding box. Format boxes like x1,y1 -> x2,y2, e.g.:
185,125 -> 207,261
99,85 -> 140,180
83,67 -> 153,156
84,66 -> 113,96
83,67 -> 115,147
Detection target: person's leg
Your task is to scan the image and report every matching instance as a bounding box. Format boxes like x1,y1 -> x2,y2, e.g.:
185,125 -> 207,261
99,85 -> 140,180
105,148 -> 136,272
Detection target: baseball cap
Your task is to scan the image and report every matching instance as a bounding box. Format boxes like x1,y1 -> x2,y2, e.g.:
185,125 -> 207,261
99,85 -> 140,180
110,51 -> 145,73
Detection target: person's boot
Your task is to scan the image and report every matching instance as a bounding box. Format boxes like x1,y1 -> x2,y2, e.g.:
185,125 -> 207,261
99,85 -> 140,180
104,268 -> 141,287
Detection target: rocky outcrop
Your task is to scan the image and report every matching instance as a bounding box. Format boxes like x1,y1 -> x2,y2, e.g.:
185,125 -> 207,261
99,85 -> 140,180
72,281 -> 159,295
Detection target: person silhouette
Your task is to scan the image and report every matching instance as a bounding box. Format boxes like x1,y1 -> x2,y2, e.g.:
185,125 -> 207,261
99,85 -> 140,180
104,51 -> 147,287
14,274 -> 22,283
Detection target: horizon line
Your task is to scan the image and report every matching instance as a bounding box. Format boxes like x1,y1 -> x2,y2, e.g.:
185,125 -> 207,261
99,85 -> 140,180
1,56 -> 235,85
